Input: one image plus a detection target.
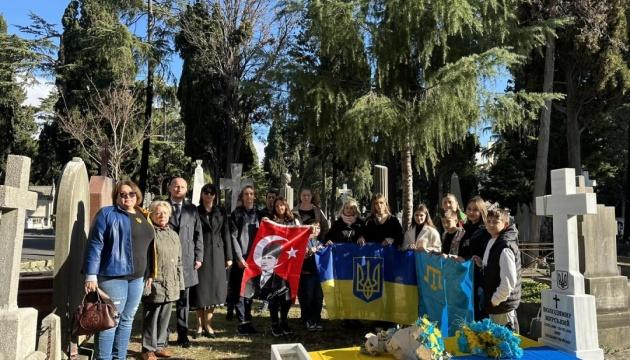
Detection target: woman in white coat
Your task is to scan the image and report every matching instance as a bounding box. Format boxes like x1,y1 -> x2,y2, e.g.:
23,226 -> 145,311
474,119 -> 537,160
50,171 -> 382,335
402,204 -> 441,253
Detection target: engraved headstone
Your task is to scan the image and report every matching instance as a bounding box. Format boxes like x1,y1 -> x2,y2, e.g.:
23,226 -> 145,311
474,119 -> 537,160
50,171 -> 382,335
192,160 -> 205,206
53,158 -> 90,352
535,168 -> 603,359
219,163 -> 253,212
576,175 -> 630,351
0,155 -> 42,359
374,165 -> 388,201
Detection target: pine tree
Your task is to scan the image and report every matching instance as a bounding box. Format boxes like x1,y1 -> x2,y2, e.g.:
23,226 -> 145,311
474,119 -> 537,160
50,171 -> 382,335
0,15 -> 38,176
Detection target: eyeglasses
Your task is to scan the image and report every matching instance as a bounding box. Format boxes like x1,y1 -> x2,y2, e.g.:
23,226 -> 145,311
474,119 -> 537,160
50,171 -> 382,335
119,192 -> 137,199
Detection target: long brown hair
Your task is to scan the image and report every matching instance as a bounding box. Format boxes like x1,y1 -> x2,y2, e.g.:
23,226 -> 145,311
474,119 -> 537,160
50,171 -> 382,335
370,193 -> 391,216
466,196 -> 488,224
272,196 -> 295,222
413,204 -> 435,228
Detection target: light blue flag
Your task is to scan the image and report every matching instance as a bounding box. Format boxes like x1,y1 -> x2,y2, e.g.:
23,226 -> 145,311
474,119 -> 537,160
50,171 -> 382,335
415,252 -> 474,336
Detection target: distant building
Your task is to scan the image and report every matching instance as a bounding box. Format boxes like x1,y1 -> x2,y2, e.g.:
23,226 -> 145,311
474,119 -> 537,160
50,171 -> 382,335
27,184 -> 55,229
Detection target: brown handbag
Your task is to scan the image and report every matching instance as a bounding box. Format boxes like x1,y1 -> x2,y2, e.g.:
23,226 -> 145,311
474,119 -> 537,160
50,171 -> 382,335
73,288 -> 120,337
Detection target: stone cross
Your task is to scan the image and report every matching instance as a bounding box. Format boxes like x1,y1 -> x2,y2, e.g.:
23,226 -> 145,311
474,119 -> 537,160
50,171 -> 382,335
535,168 -> 597,295
0,155 -> 38,310
336,184 -> 353,205
536,168 -> 603,359
220,163 -> 253,212
0,155 -> 42,359
191,160 -> 205,206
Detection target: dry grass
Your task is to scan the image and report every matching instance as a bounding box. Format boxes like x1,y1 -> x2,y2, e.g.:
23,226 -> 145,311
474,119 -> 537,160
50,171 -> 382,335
117,300 -> 377,359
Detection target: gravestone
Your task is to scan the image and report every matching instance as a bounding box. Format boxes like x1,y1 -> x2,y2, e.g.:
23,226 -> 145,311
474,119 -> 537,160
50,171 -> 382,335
192,160 -> 204,206
143,191 -> 155,209
449,172 -> 463,209
374,165 -> 388,201
336,184 -> 353,204
0,155 -> 43,359
88,175 -> 114,223
575,175 -> 630,350
280,173 -> 294,209
535,168 -> 603,359
53,158 -> 90,353
220,163 -> 253,212
37,313 -> 62,360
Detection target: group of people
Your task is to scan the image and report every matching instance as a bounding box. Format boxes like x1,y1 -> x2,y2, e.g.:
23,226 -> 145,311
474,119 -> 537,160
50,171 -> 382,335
83,177 -> 521,360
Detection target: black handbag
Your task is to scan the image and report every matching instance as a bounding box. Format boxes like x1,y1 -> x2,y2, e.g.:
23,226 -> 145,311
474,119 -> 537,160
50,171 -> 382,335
73,288 -> 120,337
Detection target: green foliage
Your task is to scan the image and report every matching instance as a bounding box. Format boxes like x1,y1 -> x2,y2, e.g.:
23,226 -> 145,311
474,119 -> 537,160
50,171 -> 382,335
0,15 -> 38,176
521,278 -> 549,304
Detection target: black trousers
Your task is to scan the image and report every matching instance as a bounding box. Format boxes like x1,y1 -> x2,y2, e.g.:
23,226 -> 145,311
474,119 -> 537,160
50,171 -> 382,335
227,266 -> 243,306
142,302 -> 172,352
298,273 -> 323,323
176,288 -> 190,339
269,297 -> 290,326
236,296 -> 253,324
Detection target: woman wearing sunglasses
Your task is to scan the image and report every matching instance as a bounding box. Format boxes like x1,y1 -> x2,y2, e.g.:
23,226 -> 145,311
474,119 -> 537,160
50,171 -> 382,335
84,180 -> 155,360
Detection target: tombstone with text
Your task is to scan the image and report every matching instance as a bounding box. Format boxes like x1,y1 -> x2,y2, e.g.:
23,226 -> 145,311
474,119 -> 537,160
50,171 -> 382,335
535,168 -> 603,359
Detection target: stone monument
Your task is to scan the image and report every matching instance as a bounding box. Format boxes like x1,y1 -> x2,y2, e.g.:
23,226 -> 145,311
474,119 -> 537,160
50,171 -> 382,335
53,158 -> 90,353
37,313 -> 62,360
576,175 -> 630,350
88,175 -> 114,223
535,168 -> 603,359
374,165 -> 388,201
449,172 -> 464,208
0,155 -> 43,359
192,160 -> 205,206
280,173 -> 294,209
336,184 -> 353,205
220,163 -> 253,212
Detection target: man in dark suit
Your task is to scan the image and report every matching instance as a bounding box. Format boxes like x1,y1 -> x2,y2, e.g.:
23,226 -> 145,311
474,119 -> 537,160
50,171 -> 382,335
168,177 -> 204,348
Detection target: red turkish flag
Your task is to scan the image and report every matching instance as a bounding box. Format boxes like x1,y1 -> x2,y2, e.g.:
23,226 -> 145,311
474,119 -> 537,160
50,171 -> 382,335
240,218 -> 312,301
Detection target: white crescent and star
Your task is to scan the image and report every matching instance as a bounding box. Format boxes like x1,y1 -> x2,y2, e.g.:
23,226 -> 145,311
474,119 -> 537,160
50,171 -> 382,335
287,247 -> 298,258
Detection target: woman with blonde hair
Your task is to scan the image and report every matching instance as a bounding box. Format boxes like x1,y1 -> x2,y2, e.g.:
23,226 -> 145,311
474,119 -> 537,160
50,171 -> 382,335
362,193 -> 403,247
325,198 -> 365,245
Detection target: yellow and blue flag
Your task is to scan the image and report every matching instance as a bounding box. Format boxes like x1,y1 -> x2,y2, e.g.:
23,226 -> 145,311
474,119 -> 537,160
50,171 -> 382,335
316,244 -> 418,325
415,252 -> 474,336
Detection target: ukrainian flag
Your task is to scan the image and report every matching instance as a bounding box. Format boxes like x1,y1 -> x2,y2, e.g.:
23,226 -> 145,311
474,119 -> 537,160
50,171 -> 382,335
316,244 -> 418,325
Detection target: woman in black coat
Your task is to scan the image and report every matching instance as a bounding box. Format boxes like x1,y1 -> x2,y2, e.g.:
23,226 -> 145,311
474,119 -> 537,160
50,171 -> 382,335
190,184 -> 233,338
326,198 -> 364,245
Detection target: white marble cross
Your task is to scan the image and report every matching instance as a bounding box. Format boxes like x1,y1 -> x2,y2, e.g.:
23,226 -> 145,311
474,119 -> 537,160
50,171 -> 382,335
336,184 -> 353,204
192,160 -> 205,206
220,163 -> 253,212
535,168 -> 597,295
0,155 -> 38,310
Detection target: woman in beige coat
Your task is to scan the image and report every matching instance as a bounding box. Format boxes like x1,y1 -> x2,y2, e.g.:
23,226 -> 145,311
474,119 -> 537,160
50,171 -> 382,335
141,201 -> 185,360
402,204 -> 441,253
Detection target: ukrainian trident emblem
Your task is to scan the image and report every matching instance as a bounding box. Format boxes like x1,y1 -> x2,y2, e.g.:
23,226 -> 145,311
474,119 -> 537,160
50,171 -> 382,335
353,257 -> 383,302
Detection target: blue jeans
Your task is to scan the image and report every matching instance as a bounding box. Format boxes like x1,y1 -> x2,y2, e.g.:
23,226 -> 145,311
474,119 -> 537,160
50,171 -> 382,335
94,276 -> 144,360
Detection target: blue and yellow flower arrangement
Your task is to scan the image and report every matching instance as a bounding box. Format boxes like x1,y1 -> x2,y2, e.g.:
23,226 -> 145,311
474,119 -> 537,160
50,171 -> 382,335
455,319 -> 523,359
415,315 -> 447,358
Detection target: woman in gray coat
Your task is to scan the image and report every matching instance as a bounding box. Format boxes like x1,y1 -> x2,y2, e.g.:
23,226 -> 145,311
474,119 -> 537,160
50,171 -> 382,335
141,201 -> 185,360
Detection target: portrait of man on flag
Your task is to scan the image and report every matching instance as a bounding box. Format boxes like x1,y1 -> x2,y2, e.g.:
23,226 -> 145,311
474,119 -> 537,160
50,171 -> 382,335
240,219 -> 312,301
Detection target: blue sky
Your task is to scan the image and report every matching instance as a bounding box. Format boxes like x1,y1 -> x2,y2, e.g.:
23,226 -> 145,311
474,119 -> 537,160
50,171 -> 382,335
2,1 -> 506,160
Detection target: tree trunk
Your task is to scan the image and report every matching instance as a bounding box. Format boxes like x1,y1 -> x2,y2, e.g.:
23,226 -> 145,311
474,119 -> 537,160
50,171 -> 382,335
320,152 -> 327,214
401,143 -> 413,231
530,33 -> 556,245
138,0 -> 154,193
624,118 -> 630,248
330,156 -> 338,218
565,69 -> 582,172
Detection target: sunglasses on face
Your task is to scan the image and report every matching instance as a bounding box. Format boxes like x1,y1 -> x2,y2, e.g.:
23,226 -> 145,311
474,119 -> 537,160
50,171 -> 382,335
119,192 -> 137,199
